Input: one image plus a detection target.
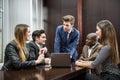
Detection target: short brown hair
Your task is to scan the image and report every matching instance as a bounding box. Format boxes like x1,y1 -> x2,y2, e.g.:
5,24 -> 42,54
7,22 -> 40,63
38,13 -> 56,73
62,15 -> 75,25
32,30 -> 45,41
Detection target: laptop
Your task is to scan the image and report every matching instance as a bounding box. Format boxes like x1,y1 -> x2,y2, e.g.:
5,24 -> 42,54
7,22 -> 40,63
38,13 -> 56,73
51,53 -> 71,68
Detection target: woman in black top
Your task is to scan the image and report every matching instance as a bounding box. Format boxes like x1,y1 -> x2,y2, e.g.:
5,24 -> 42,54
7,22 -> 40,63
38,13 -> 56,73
2,24 -> 45,70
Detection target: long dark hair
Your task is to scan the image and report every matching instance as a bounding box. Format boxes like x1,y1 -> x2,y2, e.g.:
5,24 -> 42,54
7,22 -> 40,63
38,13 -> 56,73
97,20 -> 119,64
14,24 -> 29,61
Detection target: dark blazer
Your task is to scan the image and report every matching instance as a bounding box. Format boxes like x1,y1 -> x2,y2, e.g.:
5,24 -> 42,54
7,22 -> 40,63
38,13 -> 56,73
79,42 -> 103,75
2,41 -> 36,70
54,25 -> 80,62
27,41 -> 50,60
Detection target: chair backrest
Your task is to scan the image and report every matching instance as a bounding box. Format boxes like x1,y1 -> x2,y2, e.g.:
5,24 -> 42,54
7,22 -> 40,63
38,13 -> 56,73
0,63 -> 3,70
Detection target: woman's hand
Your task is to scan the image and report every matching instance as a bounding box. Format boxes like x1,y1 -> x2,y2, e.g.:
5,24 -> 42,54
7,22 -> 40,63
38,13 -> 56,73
75,60 -> 82,66
75,60 -> 93,68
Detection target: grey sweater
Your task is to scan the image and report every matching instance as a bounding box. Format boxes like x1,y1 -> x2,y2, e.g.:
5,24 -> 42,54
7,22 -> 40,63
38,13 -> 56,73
92,46 -> 120,75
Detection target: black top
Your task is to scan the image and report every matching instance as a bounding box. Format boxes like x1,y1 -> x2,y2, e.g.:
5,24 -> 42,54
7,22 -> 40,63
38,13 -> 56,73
2,41 -> 36,70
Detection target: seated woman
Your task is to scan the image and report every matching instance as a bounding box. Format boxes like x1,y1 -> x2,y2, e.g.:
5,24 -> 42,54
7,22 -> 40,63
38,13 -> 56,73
76,20 -> 120,80
2,24 -> 45,70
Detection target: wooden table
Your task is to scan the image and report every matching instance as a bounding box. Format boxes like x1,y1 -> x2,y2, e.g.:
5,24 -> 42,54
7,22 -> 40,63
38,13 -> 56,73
0,63 -> 86,80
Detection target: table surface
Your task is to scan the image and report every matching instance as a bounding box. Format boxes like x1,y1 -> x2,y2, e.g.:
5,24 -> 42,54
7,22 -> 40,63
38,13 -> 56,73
0,64 -> 86,80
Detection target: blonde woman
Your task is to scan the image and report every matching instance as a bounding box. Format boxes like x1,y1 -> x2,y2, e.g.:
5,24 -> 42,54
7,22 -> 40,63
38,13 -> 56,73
76,20 -> 120,80
2,24 -> 44,70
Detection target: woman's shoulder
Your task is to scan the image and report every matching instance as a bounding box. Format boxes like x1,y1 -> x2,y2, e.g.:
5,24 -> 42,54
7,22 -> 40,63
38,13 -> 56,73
100,45 -> 111,54
6,40 -> 17,48
102,45 -> 110,50
8,40 -> 17,46
5,41 -> 18,53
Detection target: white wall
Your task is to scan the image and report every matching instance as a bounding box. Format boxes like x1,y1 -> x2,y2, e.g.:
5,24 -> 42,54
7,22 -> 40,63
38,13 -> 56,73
31,0 -> 43,33
3,0 -> 43,50
2,0 -> 43,62
3,0 -> 32,50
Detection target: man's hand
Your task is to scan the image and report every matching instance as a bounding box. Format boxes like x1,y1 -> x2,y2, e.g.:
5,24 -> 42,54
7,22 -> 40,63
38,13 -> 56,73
44,58 -> 51,64
39,47 -> 48,54
35,54 -> 45,64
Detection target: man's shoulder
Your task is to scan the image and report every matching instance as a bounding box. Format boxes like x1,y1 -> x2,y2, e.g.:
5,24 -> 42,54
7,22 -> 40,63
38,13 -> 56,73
96,42 -> 103,48
28,41 -> 34,44
27,41 -> 36,47
72,27 -> 80,34
83,45 -> 89,49
56,25 -> 63,30
56,25 -> 64,34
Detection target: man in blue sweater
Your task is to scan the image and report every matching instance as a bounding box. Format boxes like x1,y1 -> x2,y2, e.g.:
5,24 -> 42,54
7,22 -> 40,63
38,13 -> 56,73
54,15 -> 80,62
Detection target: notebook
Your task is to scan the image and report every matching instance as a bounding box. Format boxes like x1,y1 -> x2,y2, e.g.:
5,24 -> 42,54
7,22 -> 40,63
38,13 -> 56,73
51,53 -> 71,68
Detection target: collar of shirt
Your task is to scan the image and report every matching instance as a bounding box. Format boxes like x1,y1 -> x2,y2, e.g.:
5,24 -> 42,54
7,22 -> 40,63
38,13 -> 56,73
88,42 -> 98,49
67,28 -> 73,39
88,48 -> 92,57
35,42 -> 42,49
68,28 -> 73,34
91,42 -> 98,49
87,42 -> 98,57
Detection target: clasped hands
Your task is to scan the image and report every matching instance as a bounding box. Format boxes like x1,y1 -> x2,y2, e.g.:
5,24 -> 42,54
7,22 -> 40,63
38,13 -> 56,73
37,47 -> 51,64
39,47 -> 48,54
75,60 -> 86,67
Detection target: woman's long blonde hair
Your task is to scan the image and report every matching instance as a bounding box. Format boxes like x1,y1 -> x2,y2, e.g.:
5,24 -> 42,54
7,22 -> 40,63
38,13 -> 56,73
14,24 -> 29,61
97,20 -> 119,64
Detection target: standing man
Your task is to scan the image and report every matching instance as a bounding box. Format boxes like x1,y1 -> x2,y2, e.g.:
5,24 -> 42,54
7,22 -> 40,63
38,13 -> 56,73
54,15 -> 80,62
28,30 -> 51,65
